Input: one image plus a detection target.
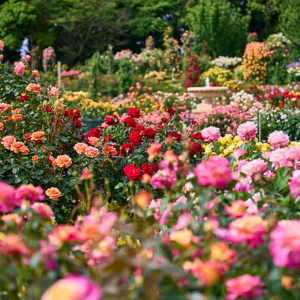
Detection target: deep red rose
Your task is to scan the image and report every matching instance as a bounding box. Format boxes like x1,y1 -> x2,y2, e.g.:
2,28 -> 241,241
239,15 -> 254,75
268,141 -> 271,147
75,119 -> 82,128
87,127 -> 101,139
144,128 -> 158,139
19,93 -> 28,102
65,109 -> 81,118
140,163 -> 159,175
46,106 -> 53,113
150,163 -> 159,173
120,143 -> 134,155
129,131 -> 142,145
190,143 -> 203,155
162,118 -> 168,123
123,165 -> 142,180
105,115 -> 119,125
165,107 -> 175,115
123,117 -> 136,128
169,131 -> 182,142
134,124 -> 144,132
128,108 -> 140,118
192,132 -> 203,140
157,125 -> 164,130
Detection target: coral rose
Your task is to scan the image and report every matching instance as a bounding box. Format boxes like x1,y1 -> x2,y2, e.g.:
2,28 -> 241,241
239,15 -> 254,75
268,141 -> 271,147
45,187 -> 61,201
2,135 -> 16,149
0,122 -> 3,131
84,146 -> 99,158
56,155 -> 72,168
14,62 -> 25,75
12,114 -> 22,121
31,131 -> 45,141
26,83 -> 41,93
74,143 -> 88,154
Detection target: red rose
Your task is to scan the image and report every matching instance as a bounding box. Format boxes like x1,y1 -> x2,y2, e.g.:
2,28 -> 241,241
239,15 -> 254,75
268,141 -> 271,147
129,131 -> 142,145
123,117 -> 136,128
157,125 -> 164,130
169,131 -> 182,142
165,107 -> 175,115
150,163 -> 159,173
190,143 -> 203,155
75,119 -> 82,128
140,163 -> 159,175
86,127 -> 101,139
134,125 -> 144,132
140,164 -> 152,175
192,132 -> 203,140
123,165 -> 142,180
120,143 -> 134,155
105,115 -> 119,125
144,128 -> 158,139
19,93 -> 28,102
65,109 -> 81,118
128,108 -> 140,118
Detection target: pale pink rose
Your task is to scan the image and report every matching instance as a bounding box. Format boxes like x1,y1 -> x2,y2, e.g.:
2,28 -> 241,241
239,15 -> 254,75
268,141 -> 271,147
201,126 -> 221,142
231,148 -> 246,160
240,158 -> 267,178
237,121 -> 257,141
289,170 -> 300,199
48,86 -> 60,97
267,130 -> 289,149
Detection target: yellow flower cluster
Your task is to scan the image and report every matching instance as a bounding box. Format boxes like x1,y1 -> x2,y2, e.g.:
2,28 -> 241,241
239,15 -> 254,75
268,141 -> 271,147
203,134 -> 271,157
122,95 -> 165,114
61,91 -> 118,119
201,67 -> 233,86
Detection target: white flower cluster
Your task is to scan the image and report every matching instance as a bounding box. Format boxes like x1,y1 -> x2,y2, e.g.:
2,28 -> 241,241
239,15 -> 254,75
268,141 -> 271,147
211,56 -> 242,69
230,91 -> 261,113
287,65 -> 300,78
267,33 -> 291,45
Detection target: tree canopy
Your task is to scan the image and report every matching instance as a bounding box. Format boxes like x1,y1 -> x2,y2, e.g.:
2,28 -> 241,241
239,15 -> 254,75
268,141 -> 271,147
0,0 -> 299,65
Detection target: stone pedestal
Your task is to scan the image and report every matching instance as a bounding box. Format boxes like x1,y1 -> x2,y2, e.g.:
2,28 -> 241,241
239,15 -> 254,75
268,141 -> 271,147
187,87 -> 228,113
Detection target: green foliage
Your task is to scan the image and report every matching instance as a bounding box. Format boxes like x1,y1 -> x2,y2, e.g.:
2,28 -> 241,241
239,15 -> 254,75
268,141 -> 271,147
279,0 -> 300,59
186,0 -> 250,58
118,59 -> 134,94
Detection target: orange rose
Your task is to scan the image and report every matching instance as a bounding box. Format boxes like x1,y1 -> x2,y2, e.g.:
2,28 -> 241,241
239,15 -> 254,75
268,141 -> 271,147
56,155 -> 72,168
32,155 -> 38,162
73,143 -> 88,154
12,114 -> 22,121
0,122 -> 3,131
31,131 -> 45,141
10,141 -> 25,153
84,146 -> 99,158
45,187 -> 61,201
2,135 -> 16,149
87,137 -> 100,146
102,145 -> 117,156
26,83 -> 41,93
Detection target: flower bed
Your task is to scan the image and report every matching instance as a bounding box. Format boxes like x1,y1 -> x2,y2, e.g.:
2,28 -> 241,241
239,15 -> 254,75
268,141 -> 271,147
2,41 -> 300,300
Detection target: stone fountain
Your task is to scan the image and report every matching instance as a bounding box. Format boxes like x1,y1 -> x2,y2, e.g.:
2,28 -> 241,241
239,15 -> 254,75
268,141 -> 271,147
187,78 -> 228,113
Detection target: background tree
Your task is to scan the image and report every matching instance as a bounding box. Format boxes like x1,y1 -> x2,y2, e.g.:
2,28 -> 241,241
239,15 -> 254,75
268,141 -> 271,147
186,0 -> 250,58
